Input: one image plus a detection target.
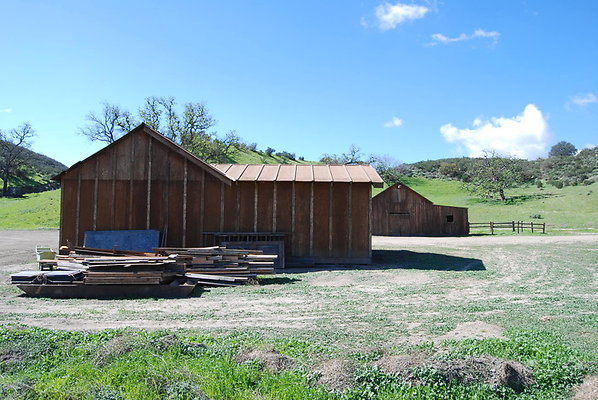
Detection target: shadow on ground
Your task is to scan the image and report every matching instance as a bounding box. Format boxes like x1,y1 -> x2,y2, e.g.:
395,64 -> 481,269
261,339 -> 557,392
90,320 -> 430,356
279,250 -> 485,274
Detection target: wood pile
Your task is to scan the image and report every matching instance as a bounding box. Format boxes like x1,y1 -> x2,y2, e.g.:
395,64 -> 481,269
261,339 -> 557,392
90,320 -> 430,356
51,246 -> 276,288
155,246 -> 276,287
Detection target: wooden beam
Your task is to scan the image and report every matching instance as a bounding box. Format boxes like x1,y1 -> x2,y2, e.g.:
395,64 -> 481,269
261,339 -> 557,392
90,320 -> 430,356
146,137 -> 152,229
128,133 -> 136,229
348,183 -> 352,258
220,180 -> 225,232
328,183 -> 333,257
111,146 -> 116,228
309,182 -> 314,257
93,158 -> 98,230
272,182 -> 277,232
182,159 -> 188,247
75,170 -> 81,246
253,181 -> 258,232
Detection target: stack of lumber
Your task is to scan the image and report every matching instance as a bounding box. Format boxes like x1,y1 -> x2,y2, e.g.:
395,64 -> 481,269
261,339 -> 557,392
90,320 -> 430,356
155,246 -> 276,287
55,248 -> 184,285
50,246 -> 277,288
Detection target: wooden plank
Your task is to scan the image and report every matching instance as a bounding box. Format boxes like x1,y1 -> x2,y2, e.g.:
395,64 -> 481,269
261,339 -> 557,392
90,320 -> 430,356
256,182 -> 274,232
312,183 -> 330,257
351,183 -> 370,258
238,182 -> 255,231
331,183 -> 350,258
293,182 -> 310,257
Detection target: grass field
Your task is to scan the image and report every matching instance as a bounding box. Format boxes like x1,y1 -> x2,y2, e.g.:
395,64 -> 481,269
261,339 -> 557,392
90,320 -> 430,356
0,232 -> 596,399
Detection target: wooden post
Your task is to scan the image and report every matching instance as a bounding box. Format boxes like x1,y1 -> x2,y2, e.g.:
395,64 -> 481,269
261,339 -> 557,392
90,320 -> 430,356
542,223 -> 546,234
512,221 -> 515,232
490,221 -> 494,235
531,222 -> 534,233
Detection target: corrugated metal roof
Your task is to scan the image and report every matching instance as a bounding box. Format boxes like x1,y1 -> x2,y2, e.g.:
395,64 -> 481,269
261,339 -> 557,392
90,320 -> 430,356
212,164 -> 384,187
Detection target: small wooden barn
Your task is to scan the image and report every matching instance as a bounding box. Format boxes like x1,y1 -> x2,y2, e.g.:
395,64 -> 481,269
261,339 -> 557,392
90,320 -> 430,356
371,183 -> 468,236
54,124 -> 384,265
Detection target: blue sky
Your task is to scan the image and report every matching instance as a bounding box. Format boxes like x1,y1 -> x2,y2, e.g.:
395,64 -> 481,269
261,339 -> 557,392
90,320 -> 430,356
1,0 -> 596,166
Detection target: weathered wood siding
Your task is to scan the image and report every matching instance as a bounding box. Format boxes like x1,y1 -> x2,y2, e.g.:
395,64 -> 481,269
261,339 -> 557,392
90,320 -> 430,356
372,183 -> 468,236
58,128 -> 372,264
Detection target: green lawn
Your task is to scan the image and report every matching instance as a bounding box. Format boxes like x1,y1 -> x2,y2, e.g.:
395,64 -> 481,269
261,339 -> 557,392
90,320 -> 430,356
376,178 -> 598,233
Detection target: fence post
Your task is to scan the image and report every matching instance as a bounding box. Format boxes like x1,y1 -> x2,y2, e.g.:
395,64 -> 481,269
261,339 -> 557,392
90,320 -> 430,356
512,221 -> 515,232
531,222 -> 534,233
490,221 -> 494,235
542,223 -> 545,234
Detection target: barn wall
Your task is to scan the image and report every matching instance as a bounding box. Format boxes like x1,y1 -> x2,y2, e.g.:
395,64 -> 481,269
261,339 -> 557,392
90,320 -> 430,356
59,129 -> 373,263
372,184 -> 468,236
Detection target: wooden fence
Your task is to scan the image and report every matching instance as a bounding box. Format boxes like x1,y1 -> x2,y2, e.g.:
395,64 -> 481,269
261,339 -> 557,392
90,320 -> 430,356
468,221 -> 546,235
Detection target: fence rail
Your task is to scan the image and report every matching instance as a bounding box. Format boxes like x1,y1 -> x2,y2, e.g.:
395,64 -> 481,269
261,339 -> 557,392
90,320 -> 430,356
469,221 -> 546,234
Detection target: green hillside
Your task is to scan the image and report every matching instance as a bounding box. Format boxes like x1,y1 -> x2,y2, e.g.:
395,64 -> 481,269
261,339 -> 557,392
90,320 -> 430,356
0,189 -> 61,229
229,147 -> 312,165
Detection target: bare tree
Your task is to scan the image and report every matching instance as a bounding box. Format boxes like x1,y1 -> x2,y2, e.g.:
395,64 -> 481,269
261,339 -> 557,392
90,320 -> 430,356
82,97 -> 235,162
0,123 -> 36,196
79,103 -> 136,144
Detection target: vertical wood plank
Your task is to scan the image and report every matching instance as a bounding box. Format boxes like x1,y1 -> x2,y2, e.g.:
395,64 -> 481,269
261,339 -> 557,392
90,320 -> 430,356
328,183 -> 333,257
183,159 -> 188,247
128,133 -> 135,229
93,158 -> 98,230
146,137 -> 152,229
111,147 -> 116,228
348,183 -> 352,258
272,182 -> 277,232
220,181 -> 225,232
75,170 -> 81,246
309,182 -> 314,256
254,182 -> 258,232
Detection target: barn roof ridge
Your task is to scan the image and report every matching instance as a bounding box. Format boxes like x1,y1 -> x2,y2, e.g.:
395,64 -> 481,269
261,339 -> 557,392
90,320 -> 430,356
53,123 -> 232,185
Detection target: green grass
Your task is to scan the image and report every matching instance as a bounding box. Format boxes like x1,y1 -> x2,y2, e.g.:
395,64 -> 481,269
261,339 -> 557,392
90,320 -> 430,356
374,178 -> 598,232
0,190 -> 60,229
0,327 -> 591,399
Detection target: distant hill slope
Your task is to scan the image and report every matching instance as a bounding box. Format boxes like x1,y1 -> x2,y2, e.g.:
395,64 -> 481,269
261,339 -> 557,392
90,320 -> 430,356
0,141 -> 68,188
404,147 -> 598,187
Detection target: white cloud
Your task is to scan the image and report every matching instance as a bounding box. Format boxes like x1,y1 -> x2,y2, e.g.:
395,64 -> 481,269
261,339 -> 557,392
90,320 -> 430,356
440,104 -> 550,159
375,2 -> 429,30
569,92 -> 597,108
430,29 -> 500,46
384,116 -> 404,128
583,144 -> 596,150
0,108 -> 12,113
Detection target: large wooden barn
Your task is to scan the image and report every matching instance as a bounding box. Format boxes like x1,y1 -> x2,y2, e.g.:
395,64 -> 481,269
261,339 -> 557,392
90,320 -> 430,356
372,183 -> 468,236
54,124 -> 384,266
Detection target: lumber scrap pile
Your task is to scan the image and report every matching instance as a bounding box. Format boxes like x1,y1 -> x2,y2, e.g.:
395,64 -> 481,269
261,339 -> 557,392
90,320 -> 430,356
155,246 -> 276,287
50,246 -> 277,288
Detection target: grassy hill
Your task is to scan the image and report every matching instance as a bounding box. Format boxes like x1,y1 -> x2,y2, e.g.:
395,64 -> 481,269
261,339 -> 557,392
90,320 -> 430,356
0,189 -> 61,229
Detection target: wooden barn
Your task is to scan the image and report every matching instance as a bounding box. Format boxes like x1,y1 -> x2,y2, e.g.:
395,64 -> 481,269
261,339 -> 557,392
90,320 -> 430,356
371,183 -> 468,236
54,124 -> 384,266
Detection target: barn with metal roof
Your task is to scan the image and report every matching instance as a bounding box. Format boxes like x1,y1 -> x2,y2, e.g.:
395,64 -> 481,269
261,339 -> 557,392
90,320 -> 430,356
54,124 -> 384,266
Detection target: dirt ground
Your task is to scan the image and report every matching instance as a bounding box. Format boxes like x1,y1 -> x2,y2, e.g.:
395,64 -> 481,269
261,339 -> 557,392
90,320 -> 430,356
0,230 -> 596,353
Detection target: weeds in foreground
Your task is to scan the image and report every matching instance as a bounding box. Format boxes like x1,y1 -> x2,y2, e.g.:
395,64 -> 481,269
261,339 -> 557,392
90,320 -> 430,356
0,327 -> 592,399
